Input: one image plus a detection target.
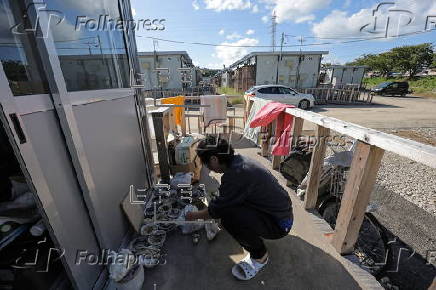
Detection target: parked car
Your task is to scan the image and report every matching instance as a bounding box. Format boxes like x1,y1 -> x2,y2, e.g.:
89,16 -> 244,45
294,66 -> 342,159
244,85 -> 315,110
387,72 -> 402,77
370,81 -> 409,97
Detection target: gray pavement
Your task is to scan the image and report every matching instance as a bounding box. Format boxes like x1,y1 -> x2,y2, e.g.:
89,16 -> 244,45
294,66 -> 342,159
141,147 -> 382,290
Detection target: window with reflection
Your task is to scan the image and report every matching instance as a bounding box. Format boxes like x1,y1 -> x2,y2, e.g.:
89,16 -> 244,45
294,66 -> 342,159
0,0 -> 49,96
46,0 -> 130,91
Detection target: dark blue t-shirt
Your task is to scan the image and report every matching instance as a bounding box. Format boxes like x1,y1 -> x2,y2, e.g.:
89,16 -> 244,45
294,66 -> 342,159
208,155 -> 293,225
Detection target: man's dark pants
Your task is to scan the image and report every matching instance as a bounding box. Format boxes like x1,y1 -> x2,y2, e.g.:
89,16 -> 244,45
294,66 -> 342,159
220,206 -> 288,260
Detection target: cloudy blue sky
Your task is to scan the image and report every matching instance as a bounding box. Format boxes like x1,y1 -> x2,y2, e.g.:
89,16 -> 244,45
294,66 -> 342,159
131,0 -> 436,68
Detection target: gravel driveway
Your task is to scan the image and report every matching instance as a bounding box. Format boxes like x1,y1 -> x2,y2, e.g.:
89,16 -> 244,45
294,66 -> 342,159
377,128 -> 436,216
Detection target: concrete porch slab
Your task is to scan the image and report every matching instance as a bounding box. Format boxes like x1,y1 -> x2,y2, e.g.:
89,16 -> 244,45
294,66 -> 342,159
141,147 -> 382,290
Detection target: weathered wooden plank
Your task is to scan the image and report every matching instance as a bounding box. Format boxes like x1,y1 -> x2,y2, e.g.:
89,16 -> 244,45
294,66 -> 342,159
285,108 -> 436,168
197,115 -> 203,134
151,109 -> 171,182
331,141 -> 384,254
261,123 -> 272,157
291,117 -> 304,149
180,107 -> 186,135
272,155 -> 281,169
304,125 -> 330,209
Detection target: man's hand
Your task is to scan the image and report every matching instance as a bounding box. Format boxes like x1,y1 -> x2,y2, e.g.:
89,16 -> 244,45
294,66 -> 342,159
185,208 -> 210,221
185,211 -> 196,221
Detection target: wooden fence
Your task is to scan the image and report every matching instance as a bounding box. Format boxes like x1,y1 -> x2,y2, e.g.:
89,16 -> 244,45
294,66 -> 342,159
262,108 -> 436,254
302,87 -> 373,105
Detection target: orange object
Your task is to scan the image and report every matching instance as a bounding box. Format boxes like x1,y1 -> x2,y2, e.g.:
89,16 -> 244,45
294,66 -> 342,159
161,96 -> 185,125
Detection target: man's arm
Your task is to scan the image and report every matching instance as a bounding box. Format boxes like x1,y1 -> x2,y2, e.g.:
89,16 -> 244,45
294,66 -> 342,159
185,208 -> 210,221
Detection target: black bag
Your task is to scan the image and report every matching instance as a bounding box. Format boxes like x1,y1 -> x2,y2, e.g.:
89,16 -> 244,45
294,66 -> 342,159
279,146 -> 312,189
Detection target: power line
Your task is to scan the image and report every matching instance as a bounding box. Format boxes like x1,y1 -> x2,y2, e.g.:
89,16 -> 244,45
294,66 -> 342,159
136,29 -> 435,48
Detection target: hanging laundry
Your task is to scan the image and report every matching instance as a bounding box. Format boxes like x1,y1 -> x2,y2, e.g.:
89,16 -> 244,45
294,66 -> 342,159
243,97 -> 272,145
200,95 -> 227,127
161,95 -> 185,125
249,102 -> 295,156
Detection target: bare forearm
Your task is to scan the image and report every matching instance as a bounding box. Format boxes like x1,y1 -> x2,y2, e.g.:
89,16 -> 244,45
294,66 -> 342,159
186,208 -> 210,221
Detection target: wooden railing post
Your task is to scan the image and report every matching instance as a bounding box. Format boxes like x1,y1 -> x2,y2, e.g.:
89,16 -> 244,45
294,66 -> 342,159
331,141 -> 384,254
151,108 -> 171,183
304,125 -> 330,209
180,107 -> 186,135
197,115 -> 203,134
291,117 -> 304,149
261,123 -> 272,157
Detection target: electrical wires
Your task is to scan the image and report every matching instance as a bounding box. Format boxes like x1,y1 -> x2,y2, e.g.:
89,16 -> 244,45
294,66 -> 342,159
136,29 -> 435,48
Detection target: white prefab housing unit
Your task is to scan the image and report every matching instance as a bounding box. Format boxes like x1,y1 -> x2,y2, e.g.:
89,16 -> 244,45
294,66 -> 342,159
229,51 -> 329,91
325,65 -> 367,87
138,51 -> 198,89
221,70 -> 230,87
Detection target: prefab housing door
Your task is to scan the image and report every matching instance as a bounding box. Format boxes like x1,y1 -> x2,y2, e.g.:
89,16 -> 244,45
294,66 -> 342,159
0,0 -> 151,288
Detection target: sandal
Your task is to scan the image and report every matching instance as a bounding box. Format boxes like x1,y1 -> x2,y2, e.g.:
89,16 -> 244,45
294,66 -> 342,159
231,254 -> 268,280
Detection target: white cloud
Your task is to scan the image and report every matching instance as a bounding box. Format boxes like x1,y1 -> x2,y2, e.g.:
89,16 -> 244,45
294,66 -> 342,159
203,0 -> 251,11
131,8 -> 136,16
295,15 -> 315,23
226,32 -> 242,39
215,37 -> 259,66
246,29 -> 255,35
261,15 -> 269,23
252,4 -> 259,13
312,0 -> 436,39
261,0 -> 331,23
218,29 -> 225,35
192,0 -> 200,10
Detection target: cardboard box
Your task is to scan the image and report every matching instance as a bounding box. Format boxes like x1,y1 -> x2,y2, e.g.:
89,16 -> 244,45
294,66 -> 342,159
170,155 -> 202,181
169,138 -> 202,181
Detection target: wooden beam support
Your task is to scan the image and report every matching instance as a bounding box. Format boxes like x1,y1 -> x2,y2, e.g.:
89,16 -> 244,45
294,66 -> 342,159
180,107 -> 186,136
331,141 -> 384,254
291,117 -> 304,149
151,108 -> 171,183
261,123 -> 272,157
304,125 -> 330,209
272,155 -> 281,170
197,115 -> 203,134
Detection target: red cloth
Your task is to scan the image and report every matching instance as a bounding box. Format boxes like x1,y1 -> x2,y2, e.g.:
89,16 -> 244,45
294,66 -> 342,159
249,102 -> 295,156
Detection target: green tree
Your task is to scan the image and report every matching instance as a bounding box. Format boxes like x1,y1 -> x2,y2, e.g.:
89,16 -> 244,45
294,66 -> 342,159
348,53 -> 394,76
390,43 -> 433,77
431,53 -> 436,68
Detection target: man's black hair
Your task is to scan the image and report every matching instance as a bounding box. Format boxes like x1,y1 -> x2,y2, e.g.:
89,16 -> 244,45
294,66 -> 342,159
196,135 -> 234,166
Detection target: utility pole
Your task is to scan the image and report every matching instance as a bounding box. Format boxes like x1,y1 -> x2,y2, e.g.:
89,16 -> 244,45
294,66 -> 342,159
271,11 -> 277,52
276,32 -> 284,85
279,32 -> 284,60
296,36 -> 305,89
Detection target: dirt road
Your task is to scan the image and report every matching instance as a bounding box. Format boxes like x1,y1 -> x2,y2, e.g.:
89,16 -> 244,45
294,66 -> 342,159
313,95 -> 436,129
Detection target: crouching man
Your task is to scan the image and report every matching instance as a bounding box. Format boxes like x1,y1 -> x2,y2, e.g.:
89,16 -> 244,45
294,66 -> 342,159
186,136 -> 293,280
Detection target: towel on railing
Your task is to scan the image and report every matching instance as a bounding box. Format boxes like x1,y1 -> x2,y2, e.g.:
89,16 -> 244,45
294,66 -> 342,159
243,97 -> 272,145
250,102 -> 295,156
200,95 -> 227,127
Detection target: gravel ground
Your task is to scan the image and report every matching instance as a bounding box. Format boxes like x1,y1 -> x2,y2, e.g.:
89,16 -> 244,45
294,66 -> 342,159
376,128 -> 436,216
